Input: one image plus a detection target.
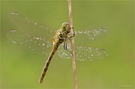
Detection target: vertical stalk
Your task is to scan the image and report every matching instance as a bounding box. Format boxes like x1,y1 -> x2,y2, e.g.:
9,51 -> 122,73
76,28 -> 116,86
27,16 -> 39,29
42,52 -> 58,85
67,0 -> 78,89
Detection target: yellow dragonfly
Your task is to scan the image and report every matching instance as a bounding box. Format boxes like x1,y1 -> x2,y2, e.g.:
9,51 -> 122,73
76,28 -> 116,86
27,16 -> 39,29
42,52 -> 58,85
7,12 -> 108,83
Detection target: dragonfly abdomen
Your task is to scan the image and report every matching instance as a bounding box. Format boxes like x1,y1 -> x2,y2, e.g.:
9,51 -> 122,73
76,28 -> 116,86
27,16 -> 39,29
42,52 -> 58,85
39,43 -> 61,83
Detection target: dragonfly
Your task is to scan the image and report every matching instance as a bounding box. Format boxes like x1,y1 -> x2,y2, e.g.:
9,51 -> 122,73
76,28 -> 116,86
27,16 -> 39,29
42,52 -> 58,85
7,12 -> 108,84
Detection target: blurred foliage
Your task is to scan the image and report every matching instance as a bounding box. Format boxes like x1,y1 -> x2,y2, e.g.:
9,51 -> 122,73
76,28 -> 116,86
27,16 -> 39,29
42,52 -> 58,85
1,0 -> 134,89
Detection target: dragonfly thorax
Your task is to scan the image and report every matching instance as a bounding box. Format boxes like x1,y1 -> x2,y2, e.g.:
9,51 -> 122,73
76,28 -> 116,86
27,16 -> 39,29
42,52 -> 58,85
52,22 -> 71,46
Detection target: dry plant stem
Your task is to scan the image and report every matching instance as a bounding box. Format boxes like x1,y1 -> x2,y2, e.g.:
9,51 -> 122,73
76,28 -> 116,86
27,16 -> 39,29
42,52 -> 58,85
68,0 -> 78,89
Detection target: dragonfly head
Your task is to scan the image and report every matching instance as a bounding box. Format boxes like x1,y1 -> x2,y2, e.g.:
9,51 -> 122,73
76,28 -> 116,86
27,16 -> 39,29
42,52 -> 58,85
62,22 -> 71,33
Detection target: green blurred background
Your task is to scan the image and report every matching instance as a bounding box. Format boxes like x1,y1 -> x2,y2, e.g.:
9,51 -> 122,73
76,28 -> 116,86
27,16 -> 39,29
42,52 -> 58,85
1,0 -> 134,89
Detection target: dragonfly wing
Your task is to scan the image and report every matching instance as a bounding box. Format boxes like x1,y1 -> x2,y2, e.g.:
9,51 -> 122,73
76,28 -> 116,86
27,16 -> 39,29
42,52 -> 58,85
57,44 -> 108,61
7,12 -> 53,55
75,28 -> 108,43
75,46 -> 108,61
9,12 -> 53,39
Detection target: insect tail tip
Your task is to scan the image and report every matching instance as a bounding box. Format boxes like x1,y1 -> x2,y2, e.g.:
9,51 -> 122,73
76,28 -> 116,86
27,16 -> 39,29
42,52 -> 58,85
39,79 -> 43,84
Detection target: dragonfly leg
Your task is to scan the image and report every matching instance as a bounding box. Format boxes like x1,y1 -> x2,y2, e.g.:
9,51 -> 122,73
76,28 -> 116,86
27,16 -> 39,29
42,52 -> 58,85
63,37 -> 68,50
63,40 -> 71,52
63,43 -> 71,52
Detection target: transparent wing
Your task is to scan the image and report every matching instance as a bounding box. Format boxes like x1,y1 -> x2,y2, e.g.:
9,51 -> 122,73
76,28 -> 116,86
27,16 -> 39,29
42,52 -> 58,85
75,46 -> 108,61
57,44 -> 108,61
9,12 -> 53,38
75,28 -> 108,43
7,12 -> 53,55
